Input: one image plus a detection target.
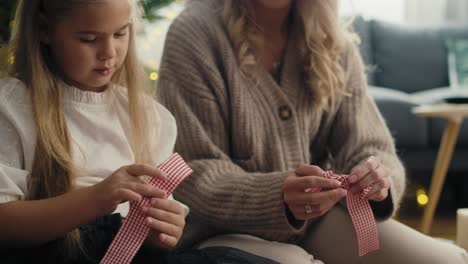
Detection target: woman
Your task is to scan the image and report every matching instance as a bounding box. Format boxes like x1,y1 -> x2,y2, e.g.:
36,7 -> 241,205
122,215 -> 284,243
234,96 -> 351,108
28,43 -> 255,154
157,0 -> 468,263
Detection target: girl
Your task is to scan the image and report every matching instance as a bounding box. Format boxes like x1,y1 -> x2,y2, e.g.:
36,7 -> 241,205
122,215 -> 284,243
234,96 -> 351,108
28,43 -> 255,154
0,0 -> 279,263
157,0 -> 468,263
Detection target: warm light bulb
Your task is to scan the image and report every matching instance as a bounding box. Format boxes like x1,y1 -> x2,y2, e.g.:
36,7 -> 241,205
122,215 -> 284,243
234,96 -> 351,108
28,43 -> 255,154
416,188 -> 429,206
149,72 -> 159,81
165,11 -> 176,20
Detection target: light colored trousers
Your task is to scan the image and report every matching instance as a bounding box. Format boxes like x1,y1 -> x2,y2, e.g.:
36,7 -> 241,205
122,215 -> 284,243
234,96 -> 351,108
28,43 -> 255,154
198,206 -> 468,264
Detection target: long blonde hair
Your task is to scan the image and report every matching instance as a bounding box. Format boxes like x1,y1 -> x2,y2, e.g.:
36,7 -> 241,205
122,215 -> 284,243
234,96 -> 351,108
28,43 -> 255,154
223,0 -> 354,106
9,0 -> 153,258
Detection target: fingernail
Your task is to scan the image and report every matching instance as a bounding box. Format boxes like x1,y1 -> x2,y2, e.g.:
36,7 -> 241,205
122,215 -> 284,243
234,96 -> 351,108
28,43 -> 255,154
341,189 -> 348,196
349,175 -> 357,183
142,206 -> 148,213
146,217 -> 152,224
334,180 -> 342,187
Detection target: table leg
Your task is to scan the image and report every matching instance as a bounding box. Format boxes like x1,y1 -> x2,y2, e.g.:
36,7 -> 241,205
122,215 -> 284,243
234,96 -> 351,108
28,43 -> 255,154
420,118 -> 461,234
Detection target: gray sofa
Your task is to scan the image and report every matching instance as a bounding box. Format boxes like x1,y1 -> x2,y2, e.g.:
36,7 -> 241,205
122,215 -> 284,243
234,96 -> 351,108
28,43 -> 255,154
353,17 -> 468,172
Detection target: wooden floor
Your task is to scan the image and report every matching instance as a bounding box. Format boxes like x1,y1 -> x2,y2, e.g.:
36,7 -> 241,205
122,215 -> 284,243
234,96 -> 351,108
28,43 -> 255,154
398,213 -> 456,241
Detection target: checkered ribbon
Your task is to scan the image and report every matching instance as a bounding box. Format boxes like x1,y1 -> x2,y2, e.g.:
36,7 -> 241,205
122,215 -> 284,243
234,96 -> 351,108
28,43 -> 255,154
100,153 -> 193,264
310,171 -> 379,256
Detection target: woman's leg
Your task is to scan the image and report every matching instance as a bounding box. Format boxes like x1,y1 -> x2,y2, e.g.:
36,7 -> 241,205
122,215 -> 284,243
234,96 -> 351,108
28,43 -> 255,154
197,234 -> 323,264
301,205 -> 468,264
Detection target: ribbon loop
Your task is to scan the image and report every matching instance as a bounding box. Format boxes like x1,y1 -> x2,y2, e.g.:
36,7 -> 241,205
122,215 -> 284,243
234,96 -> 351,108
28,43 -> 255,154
101,153 -> 193,264
310,171 -> 380,256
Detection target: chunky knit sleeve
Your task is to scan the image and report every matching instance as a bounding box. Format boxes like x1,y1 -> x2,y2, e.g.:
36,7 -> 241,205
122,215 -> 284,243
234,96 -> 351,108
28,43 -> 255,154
328,44 -> 406,219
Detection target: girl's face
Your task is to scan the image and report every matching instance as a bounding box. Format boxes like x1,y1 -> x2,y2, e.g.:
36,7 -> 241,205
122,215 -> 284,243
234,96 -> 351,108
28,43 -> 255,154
254,0 -> 292,9
47,0 -> 131,92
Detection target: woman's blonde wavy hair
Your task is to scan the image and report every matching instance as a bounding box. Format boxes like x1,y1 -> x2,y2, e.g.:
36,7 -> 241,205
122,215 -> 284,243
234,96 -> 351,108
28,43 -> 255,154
223,0 -> 355,107
9,0 -> 154,258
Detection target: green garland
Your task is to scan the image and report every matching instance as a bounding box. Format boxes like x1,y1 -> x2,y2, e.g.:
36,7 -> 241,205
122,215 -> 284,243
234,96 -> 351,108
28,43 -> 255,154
0,0 -> 16,44
141,0 -> 174,21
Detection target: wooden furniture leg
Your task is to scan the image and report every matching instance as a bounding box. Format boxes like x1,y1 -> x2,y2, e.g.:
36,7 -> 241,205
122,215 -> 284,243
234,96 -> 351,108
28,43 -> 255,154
420,118 -> 462,234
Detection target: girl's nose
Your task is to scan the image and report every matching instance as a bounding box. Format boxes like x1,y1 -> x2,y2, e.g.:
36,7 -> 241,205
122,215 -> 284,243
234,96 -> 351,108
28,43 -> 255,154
98,39 -> 117,61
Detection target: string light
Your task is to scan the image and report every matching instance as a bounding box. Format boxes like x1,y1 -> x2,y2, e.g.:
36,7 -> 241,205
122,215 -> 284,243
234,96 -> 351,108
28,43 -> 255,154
165,11 -> 176,20
149,71 -> 159,81
416,188 -> 429,206
8,55 -> 14,65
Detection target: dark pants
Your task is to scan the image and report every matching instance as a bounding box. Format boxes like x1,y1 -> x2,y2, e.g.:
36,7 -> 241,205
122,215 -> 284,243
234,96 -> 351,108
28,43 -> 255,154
2,214 -> 278,264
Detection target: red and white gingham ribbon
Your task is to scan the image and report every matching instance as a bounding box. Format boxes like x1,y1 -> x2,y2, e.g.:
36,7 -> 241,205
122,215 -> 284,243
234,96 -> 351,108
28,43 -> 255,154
310,171 -> 379,256
100,153 -> 193,264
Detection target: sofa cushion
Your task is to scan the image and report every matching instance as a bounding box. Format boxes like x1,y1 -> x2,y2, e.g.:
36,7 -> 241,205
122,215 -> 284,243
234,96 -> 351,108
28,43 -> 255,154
371,20 -> 468,93
369,86 -> 428,148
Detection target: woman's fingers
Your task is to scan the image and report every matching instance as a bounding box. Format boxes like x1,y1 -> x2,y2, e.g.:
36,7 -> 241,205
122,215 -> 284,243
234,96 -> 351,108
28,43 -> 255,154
283,175 -> 341,192
349,165 -> 383,193
294,164 -> 324,176
285,188 -> 346,205
349,156 -> 380,184
349,158 -> 389,193
285,188 -> 347,219
366,188 -> 389,202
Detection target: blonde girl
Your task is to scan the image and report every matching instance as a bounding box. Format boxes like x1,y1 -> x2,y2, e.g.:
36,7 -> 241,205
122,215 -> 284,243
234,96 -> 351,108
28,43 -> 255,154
157,0 -> 468,263
0,0 -> 284,263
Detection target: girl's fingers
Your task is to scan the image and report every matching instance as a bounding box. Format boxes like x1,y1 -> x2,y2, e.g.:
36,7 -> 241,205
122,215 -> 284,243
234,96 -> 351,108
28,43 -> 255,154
150,198 -> 185,215
126,182 -> 166,198
115,188 -> 142,203
126,164 -> 167,180
157,233 -> 178,248
143,206 -> 185,228
145,217 -> 181,238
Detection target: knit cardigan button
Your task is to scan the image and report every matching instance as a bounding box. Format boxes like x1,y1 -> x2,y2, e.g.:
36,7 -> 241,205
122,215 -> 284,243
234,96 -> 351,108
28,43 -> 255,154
278,105 -> 292,120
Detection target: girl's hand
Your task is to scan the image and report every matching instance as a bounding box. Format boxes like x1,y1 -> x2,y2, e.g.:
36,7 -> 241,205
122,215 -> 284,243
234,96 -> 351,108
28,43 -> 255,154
349,156 -> 390,202
282,165 -> 346,220
92,164 -> 167,216
142,198 -> 185,249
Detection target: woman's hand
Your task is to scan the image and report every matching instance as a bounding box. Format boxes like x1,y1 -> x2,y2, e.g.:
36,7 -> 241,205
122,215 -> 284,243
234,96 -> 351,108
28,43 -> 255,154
91,164 -> 167,216
282,165 -> 347,220
349,156 -> 390,202
142,198 -> 185,249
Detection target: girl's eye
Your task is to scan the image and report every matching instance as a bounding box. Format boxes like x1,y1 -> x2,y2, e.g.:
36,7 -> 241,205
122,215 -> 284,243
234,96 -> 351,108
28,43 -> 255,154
115,31 -> 127,38
80,37 -> 97,43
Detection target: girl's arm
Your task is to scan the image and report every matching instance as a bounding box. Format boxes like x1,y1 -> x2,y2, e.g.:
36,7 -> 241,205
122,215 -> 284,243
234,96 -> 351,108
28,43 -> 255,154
0,185 -> 100,247
0,164 -> 166,248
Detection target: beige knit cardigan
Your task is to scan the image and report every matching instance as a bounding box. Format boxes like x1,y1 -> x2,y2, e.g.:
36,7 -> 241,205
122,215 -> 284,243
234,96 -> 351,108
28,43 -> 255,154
157,0 -> 406,248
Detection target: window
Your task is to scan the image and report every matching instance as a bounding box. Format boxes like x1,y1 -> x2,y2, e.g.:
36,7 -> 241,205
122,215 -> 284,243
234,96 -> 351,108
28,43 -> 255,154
340,0 -> 406,23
